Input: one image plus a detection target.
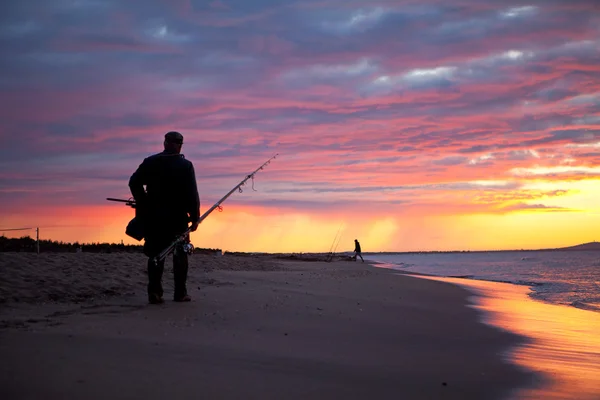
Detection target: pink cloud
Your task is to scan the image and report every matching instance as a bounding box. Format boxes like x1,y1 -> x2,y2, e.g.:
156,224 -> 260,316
239,35 -> 295,56
1,0 -> 599,249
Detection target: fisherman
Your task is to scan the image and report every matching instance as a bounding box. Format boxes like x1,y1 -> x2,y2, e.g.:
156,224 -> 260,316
354,239 -> 364,262
129,131 -> 200,304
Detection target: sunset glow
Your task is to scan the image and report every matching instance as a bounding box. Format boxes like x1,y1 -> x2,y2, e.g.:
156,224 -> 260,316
1,1 -> 599,252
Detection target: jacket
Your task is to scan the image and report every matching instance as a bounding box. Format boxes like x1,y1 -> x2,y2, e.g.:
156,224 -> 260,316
128,151 -> 200,236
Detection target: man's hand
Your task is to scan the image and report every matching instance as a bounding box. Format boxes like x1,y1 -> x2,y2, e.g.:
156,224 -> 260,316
190,221 -> 199,232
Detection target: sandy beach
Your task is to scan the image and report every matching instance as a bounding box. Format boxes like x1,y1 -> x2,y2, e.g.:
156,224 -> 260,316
0,252 -> 535,400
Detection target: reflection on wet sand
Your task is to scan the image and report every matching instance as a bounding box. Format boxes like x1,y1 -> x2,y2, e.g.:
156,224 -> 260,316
415,276 -> 600,400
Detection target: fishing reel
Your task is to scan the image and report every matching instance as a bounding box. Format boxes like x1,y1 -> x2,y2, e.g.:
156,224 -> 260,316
174,241 -> 194,256
182,242 -> 195,255
174,232 -> 195,256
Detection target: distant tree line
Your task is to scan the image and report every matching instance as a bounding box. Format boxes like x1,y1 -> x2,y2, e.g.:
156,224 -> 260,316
0,235 -> 143,253
0,235 -> 222,254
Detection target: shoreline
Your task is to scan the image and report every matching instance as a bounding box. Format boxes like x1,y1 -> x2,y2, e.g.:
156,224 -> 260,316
386,270 -> 600,399
368,256 -> 600,315
0,252 -> 535,399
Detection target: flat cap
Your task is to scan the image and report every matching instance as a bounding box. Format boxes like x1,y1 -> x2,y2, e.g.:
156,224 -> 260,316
165,131 -> 184,144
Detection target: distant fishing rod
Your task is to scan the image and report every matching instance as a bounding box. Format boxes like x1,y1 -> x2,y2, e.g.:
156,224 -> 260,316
326,223 -> 345,262
327,224 -> 343,255
332,227 -> 344,254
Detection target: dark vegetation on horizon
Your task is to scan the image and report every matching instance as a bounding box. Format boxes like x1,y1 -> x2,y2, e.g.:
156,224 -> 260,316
2,236 -> 599,254
0,235 -> 222,254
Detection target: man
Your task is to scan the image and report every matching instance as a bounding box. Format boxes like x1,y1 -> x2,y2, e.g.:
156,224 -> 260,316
354,239 -> 364,262
129,131 -> 200,304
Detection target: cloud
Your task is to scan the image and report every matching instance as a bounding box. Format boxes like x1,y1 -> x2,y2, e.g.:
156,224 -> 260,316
145,24 -> 191,43
505,149 -> 541,161
0,0 -> 599,233
499,203 -> 572,213
431,155 -> 469,166
510,165 -> 600,178
499,5 -> 538,19
468,153 -> 495,165
319,7 -> 390,34
281,58 -> 379,87
474,188 -> 571,204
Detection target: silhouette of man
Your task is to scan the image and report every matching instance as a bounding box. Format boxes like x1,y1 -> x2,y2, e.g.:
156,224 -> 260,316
129,131 -> 200,304
354,239 -> 364,262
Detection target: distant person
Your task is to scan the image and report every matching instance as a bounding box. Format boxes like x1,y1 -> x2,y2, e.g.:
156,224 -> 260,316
354,239 -> 364,262
129,131 -> 200,304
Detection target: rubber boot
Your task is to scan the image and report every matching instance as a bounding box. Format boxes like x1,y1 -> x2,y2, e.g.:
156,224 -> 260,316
147,258 -> 165,304
173,248 -> 190,302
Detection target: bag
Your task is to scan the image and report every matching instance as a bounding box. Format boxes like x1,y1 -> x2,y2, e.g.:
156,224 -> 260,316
125,216 -> 145,241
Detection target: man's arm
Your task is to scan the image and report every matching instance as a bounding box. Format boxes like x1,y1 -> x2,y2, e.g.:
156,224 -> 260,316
187,162 -> 201,228
128,159 -> 149,202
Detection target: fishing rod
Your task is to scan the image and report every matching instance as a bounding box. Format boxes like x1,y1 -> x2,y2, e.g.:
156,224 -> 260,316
326,223 -> 343,261
332,228 -> 344,255
327,224 -> 342,255
108,154 -> 278,266
106,198 -> 136,208
326,223 -> 345,262
152,153 -> 278,265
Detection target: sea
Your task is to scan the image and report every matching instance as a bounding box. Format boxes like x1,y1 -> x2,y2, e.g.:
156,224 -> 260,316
367,250 -> 600,312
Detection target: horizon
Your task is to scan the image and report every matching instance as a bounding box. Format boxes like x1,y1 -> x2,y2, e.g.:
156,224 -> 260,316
1,233 -> 598,254
1,1 -> 599,253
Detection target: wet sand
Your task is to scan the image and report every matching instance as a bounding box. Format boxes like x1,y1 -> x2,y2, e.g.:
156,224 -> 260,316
1,253 -> 534,399
412,275 -> 600,400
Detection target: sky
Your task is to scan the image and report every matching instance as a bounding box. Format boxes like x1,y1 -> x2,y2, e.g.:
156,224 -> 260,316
1,0 -> 600,253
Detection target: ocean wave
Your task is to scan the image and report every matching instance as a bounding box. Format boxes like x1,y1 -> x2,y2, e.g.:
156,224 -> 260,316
369,252 -> 600,314
371,261 -> 414,269
447,276 -> 546,288
570,300 -> 600,312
